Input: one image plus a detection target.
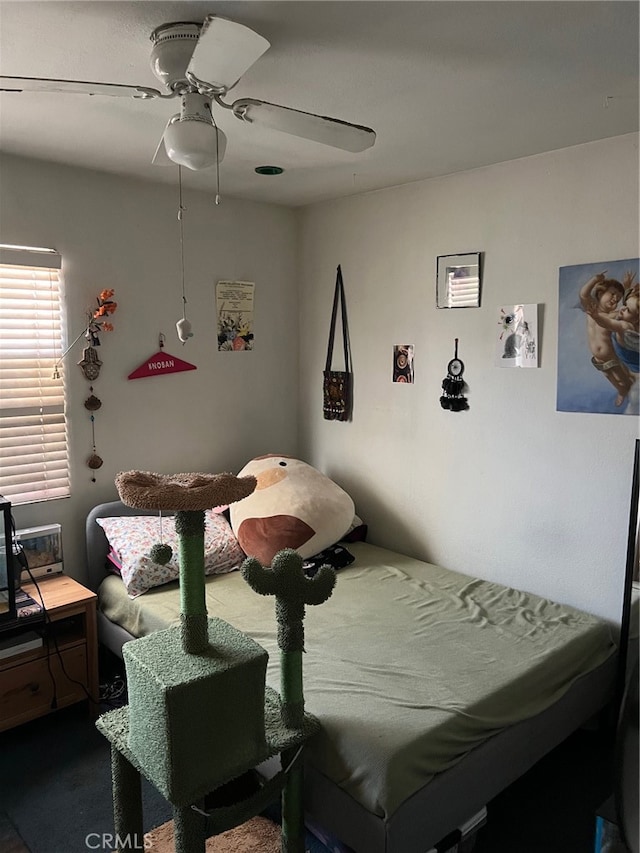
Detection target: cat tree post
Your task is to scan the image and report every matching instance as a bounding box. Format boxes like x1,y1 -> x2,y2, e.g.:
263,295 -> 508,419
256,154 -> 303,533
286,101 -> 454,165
242,549 -> 336,853
175,509 -> 207,654
111,746 -> 144,852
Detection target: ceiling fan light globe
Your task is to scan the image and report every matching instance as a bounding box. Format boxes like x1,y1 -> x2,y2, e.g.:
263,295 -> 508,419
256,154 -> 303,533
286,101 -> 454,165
163,120 -> 227,170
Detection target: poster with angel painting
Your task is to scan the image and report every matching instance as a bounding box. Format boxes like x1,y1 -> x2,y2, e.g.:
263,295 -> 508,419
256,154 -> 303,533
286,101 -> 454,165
557,258 -> 639,415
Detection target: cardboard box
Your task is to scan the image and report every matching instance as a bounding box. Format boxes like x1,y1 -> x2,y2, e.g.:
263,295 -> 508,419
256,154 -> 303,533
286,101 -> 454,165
16,524 -> 63,580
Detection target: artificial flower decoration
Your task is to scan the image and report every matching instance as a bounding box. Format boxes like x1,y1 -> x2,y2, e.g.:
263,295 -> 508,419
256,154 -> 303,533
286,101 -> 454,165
86,289 -> 118,346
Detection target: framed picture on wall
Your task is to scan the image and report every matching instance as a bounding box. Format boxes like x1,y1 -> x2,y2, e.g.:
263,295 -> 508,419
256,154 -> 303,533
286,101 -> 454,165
436,253 -> 482,308
556,258 -> 639,415
392,345 -> 414,383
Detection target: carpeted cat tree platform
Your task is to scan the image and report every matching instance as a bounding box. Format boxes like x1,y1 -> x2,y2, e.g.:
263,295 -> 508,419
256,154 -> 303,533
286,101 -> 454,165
96,471 -> 336,853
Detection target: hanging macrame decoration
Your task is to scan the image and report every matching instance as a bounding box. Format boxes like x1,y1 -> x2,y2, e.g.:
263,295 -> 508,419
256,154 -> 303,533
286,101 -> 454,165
149,511 -> 173,565
440,338 -> 469,411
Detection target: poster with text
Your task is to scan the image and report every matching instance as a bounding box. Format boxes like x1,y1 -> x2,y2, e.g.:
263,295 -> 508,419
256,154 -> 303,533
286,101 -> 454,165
216,281 -> 255,351
556,259 -> 639,415
495,304 -> 539,368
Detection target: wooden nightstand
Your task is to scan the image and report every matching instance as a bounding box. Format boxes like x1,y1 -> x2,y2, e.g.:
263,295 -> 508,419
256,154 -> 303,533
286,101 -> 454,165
0,575 -> 99,731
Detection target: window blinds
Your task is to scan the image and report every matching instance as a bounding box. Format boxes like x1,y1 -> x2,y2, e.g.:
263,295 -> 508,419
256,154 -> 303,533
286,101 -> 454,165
0,247 -> 69,504
445,271 -> 480,308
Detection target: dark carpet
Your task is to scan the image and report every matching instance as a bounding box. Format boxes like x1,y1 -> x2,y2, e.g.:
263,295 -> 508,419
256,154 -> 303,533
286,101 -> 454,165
0,812 -> 30,853
0,698 -> 615,853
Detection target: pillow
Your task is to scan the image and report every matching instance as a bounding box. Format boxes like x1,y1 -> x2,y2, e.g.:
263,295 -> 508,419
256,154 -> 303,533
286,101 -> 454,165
341,513 -> 368,543
229,455 -> 355,566
106,548 -> 122,574
96,510 -> 245,597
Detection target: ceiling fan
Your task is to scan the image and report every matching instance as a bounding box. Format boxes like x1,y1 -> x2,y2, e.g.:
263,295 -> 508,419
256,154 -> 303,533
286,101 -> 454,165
0,15 -> 376,171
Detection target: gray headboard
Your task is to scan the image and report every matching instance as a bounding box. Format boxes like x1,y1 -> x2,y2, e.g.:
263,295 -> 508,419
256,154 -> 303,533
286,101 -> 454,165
85,500 -> 173,592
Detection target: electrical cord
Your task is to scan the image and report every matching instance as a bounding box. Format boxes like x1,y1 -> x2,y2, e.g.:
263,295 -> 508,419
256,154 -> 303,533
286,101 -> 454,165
25,565 -> 99,708
9,516 -> 58,708
10,514 -> 99,709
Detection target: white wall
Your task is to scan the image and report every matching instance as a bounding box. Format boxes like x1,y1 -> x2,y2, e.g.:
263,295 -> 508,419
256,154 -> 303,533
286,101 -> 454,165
297,133 -> 639,624
2,137 -> 637,623
0,154 -> 299,582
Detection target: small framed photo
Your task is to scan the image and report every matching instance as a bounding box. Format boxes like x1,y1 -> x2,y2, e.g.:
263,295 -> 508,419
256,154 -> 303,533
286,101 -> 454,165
437,252 -> 482,308
393,345 -> 414,383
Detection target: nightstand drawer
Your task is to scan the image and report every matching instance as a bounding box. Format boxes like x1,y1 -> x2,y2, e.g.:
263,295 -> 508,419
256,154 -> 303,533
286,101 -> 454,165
0,644 -> 87,729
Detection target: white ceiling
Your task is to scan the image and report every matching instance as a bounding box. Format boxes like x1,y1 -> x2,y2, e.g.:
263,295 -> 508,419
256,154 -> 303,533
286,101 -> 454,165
0,1 -> 638,207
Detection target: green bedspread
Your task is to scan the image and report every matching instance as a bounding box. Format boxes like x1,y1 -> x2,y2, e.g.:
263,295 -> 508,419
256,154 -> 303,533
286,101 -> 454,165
98,542 -> 615,819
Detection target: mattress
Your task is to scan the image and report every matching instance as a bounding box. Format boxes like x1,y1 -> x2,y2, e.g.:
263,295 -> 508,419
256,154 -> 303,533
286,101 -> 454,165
98,541 -> 616,821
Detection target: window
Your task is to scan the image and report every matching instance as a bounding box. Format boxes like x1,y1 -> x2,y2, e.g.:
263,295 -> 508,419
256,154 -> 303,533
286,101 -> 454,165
0,245 -> 69,504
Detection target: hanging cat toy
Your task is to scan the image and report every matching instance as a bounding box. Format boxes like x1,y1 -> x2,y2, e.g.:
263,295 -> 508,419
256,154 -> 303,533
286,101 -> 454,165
440,338 -> 469,411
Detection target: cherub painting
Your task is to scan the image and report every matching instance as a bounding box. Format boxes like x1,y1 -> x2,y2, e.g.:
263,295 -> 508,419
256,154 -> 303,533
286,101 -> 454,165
557,259 -> 639,415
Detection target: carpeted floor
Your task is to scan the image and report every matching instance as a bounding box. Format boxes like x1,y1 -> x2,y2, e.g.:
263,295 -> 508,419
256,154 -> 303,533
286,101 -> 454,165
0,813 -> 30,853
145,816 -> 281,852
0,699 -> 616,853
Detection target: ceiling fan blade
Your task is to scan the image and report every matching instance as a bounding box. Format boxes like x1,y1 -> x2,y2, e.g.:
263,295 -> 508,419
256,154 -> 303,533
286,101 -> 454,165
230,98 -> 376,152
0,76 -> 162,99
186,15 -> 270,93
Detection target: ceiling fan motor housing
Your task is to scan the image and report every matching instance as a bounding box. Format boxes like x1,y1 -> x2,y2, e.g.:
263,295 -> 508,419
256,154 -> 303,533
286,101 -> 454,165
150,22 -> 201,92
179,92 -> 212,123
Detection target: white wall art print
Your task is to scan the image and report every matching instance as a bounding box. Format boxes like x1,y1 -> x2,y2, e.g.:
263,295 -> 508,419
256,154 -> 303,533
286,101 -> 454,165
495,304 -> 539,368
216,280 -> 255,351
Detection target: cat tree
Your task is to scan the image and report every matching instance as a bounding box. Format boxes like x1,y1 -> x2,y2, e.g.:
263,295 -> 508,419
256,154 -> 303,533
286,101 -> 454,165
96,471 -> 336,853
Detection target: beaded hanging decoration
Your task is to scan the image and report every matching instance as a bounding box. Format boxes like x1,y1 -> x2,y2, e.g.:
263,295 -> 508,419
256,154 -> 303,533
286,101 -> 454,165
53,288 -> 119,484
440,338 -> 469,411
84,387 -> 104,481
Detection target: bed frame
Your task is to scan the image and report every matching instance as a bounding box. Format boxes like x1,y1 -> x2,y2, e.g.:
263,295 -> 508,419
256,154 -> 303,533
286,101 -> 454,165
86,500 -> 617,853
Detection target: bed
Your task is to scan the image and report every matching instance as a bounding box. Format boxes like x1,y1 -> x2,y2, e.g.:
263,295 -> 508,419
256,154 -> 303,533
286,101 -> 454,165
86,499 -> 618,853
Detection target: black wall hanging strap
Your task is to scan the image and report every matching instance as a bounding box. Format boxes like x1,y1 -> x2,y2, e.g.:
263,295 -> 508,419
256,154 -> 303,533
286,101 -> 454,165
325,264 -> 351,374
323,265 -> 353,422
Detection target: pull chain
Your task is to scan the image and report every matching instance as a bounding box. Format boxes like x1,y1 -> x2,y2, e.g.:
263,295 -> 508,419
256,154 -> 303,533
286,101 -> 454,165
214,124 -> 221,206
176,167 -> 193,343
178,165 -> 187,321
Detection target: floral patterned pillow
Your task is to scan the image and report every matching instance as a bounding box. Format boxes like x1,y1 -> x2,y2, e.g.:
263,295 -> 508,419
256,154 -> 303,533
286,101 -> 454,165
96,511 -> 246,598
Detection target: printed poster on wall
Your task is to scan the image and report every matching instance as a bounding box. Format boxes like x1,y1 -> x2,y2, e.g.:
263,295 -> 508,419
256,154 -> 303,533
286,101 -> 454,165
556,258 -> 638,415
495,304 -> 539,368
216,281 -> 255,351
